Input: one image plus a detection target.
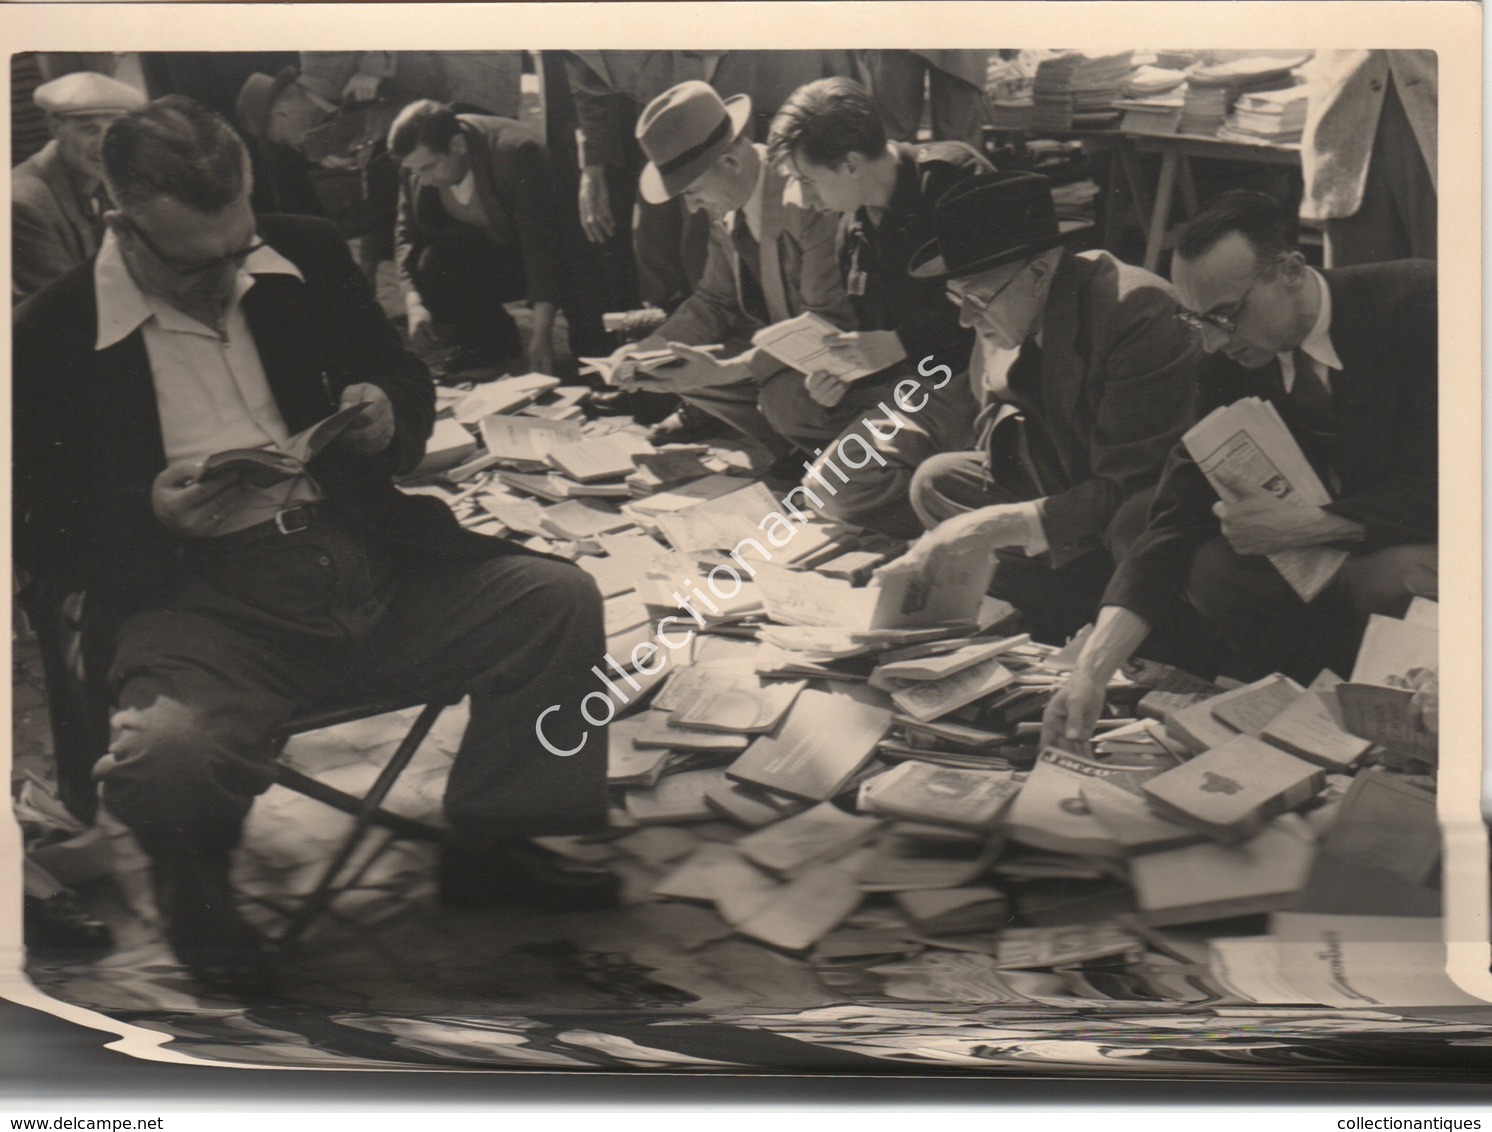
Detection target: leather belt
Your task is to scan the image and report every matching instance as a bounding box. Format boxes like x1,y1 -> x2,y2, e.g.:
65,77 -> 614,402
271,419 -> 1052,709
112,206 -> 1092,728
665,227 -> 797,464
208,503 -> 327,544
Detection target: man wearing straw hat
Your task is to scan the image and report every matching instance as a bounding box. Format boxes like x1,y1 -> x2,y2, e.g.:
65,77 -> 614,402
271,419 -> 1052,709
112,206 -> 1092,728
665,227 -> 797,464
887,171 -> 1199,645
13,70 -> 145,302
600,80 -> 853,476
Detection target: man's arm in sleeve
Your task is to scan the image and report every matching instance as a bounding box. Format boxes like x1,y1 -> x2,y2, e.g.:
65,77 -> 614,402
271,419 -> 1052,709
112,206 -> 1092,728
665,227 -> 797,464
1037,282 -> 1201,567
654,221 -> 742,349
316,220 -> 434,475
506,132 -> 566,309
564,53 -> 633,172
1321,274 -> 1438,546
12,195 -> 80,302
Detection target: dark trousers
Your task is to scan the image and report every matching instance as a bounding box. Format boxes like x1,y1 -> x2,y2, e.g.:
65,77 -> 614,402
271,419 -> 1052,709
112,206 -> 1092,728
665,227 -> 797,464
99,518 -> 609,858
1326,76 -> 1437,266
863,50 -> 986,147
910,449 -> 1154,645
413,228 -> 526,360
1182,536 -> 1437,684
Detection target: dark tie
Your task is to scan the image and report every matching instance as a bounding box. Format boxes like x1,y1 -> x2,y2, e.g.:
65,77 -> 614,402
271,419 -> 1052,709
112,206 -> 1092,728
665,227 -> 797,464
1005,337 -> 1044,409
1289,349 -> 1334,434
1288,349 -> 1340,494
731,214 -> 770,325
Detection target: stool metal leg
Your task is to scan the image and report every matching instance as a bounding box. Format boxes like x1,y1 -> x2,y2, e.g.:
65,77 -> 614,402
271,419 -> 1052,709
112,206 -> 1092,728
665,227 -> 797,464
275,700 -> 450,947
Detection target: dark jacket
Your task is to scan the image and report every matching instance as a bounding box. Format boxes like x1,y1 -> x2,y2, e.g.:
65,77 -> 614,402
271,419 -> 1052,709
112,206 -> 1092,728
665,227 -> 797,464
1104,259 -> 1438,625
841,140 -> 992,381
394,114 -> 566,306
12,140 -> 105,303
563,51 -> 863,170
13,214 -> 531,650
985,249 -> 1200,569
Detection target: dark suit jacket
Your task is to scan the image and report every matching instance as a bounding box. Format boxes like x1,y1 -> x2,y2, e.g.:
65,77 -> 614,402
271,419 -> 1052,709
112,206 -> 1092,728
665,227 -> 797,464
1105,259 -> 1438,625
394,114 -> 565,306
563,51 -> 862,170
12,140 -> 104,303
657,154 -> 854,375
988,249 -> 1200,569
13,213 -> 530,652
842,140 -> 992,382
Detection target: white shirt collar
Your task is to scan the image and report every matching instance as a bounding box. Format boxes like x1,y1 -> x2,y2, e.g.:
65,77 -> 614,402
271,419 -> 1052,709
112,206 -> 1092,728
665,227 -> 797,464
1295,266 -> 1343,373
449,169 -> 477,207
94,229 -> 303,351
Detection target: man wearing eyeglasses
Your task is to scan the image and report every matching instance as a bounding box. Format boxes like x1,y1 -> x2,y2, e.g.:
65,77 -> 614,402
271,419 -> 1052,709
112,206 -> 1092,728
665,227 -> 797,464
1043,190 -> 1437,750
887,172 -> 1199,646
14,96 -> 617,992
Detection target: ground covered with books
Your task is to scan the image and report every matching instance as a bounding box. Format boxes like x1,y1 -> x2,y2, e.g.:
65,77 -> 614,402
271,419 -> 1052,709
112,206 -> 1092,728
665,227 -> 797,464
14,314 -> 1490,1075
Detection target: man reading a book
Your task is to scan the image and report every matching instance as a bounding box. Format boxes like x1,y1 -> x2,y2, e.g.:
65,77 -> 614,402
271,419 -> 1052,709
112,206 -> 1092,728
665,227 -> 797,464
887,172 -> 1200,645
758,76 -> 994,538
597,80 -> 854,480
14,96 -> 617,992
1043,191 -> 1437,748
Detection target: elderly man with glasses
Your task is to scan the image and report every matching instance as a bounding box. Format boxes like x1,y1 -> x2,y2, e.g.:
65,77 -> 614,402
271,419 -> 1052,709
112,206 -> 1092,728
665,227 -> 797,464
891,172 -> 1199,645
1044,190 -> 1438,750
14,96 -> 618,992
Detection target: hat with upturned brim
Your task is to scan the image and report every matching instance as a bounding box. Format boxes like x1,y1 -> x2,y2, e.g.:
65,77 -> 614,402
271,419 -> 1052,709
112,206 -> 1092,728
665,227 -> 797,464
235,66 -> 300,139
34,72 -> 146,117
910,170 -> 1065,280
637,81 -> 752,205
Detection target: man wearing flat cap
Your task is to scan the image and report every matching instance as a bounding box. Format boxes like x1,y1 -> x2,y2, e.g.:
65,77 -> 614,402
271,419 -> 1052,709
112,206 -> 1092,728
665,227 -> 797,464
888,172 -> 1199,644
13,71 -> 145,302
598,81 -> 853,474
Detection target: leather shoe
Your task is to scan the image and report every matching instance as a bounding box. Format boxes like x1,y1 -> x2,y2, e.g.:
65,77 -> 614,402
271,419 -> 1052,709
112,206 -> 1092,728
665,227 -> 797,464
439,840 -> 621,913
150,850 -> 274,993
648,404 -> 730,445
24,890 -> 113,959
763,447 -> 812,486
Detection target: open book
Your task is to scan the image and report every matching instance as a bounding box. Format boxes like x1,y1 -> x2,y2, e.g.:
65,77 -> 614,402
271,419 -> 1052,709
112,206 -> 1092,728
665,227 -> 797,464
1182,398 -> 1348,602
751,312 -> 906,383
198,402 -> 373,488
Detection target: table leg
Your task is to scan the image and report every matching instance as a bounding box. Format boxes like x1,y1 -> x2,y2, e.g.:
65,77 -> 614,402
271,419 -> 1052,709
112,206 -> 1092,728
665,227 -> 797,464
1144,148 -> 1180,272
1116,142 -> 1153,241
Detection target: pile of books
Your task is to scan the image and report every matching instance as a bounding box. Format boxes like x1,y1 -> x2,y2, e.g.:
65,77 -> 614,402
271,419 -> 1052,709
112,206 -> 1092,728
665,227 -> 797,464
1030,51 -> 1139,131
402,371 -> 1444,1005
1216,83 -> 1310,145
1114,64 -> 1189,136
1180,55 -> 1309,137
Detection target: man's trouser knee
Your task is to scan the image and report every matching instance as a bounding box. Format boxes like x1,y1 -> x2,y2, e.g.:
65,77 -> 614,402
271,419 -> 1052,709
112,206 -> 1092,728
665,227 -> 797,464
413,230 -> 525,357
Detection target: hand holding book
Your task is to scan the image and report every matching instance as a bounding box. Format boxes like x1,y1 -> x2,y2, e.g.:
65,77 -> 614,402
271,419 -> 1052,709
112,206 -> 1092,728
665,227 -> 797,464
1212,496 -> 1364,556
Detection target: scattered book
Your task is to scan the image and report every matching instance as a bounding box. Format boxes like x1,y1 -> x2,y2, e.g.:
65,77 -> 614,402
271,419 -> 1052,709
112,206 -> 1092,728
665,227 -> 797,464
884,656 -> 1015,723
751,311 -> 906,383
479,415 -> 585,469
1297,769 -> 1440,917
735,802 -> 882,875
1142,735 -> 1326,843
452,374 -> 561,423
734,859 -> 865,951
896,887 -> 1011,936
1209,673 -> 1305,737
994,921 -> 1145,970
1001,748 -> 1128,859
727,689 -> 892,802
704,780 -> 808,828
858,822 -> 1002,892
1129,815 -> 1316,926
634,710 -> 752,753
858,762 -> 1019,831
548,432 -> 652,483
1261,678 -> 1371,771
539,499 -> 635,541
624,767 -> 734,823
669,674 -> 807,735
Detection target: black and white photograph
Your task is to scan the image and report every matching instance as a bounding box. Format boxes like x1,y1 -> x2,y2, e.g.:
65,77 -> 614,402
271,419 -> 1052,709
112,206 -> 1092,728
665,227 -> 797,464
3,0 -> 1488,1096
